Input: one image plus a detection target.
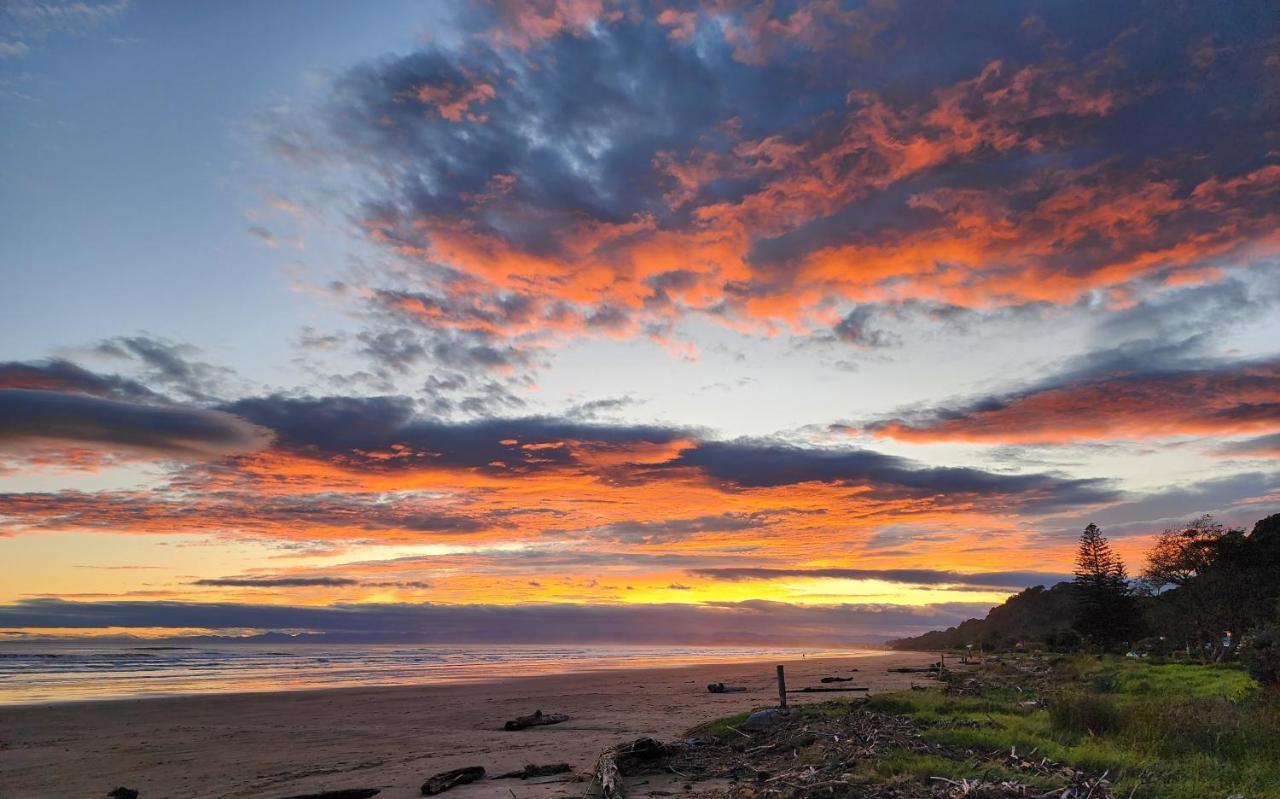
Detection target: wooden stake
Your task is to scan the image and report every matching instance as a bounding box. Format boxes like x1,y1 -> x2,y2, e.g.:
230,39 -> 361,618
776,664 -> 788,709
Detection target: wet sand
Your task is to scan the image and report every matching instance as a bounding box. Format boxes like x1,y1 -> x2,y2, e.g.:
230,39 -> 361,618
0,650 -> 935,798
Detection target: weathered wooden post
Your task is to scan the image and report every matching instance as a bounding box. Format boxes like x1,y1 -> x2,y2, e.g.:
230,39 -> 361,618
776,664 -> 788,709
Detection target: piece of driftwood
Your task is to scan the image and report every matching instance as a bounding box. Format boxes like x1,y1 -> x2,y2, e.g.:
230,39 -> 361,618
820,676 -> 854,683
107,790 -> 139,799
494,763 -> 572,780
595,749 -> 624,799
706,682 -> 747,693
787,686 -> 869,693
282,790 -> 381,799
503,709 -> 569,730
421,766 -> 485,796
593,738 -> 668,799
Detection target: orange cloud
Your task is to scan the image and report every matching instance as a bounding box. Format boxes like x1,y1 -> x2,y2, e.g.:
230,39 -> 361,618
872,359 -> 1280,444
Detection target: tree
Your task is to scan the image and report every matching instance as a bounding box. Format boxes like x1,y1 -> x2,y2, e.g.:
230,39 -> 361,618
1141,515 -> 1254,662
1143,515 -> 1225,589
1072,523 -> 1136,650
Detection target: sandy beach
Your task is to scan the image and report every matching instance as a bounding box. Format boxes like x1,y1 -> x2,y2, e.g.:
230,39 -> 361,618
0,650 -> 934,798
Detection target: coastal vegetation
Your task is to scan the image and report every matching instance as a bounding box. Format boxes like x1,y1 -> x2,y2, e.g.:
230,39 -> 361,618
890,513 -> 1280,685
613,512 -> 1280,797
664,654 -> 1280,798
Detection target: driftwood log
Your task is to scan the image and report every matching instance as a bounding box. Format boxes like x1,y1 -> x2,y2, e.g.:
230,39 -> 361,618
282,791 -> 381,799
788,686 -> 869,693
820,676 -> 854,683
421,766 -> 485,796
593,738 -> 668,799
707,682 -> 748,693
595,749 -> 624,799
503,709 -> 569,730
888,667 -> 938,674
494,763 -> 572,780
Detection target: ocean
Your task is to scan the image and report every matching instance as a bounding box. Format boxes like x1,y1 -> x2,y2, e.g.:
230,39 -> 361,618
0,642 -> 871,704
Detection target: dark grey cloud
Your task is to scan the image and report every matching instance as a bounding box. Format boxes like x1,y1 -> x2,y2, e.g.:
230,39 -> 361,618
216,394 -> 1117,509
832,306 -> 898,349
1039,471 -> 1280,538
193,577 -> 359,588
590,512 -> 774,544
690,567 -> 1071,589
93,335 -> 234,402
656,439 -> 1116,509
0,358 -> 157,401
866,350 -> 1280,446
0,490 -> 498,536
191,576 -> 433,589
0,389 -> 272,458
322,19 -> 751,241
1218,433 -> 1280,457
1091,274 -> 1277,352
356,328 -> 429,375
361,548 -> 752,575
293,0 -> 1280,334
565,395 -> 636,420
220,394 -> 689,476
0,597 -> 994,645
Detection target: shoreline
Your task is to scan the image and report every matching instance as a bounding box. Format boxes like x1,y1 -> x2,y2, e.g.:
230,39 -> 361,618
0,648 -> 888,709
0,649 -> 935,798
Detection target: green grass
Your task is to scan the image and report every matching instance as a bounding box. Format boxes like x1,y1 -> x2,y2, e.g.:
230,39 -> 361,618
686,709 -> 753,738
1062,656 -> 1256,700
866,656 -> 1280,799
693,658 -> 1280,797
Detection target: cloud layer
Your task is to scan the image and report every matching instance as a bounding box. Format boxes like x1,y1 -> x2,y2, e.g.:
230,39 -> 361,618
0,388 -> 271,458
275,0 -> 1280,377
0,597 -> 992,645
869,358 -> 1280,445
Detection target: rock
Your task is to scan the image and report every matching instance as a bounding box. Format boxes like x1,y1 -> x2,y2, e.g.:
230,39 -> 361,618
107,789 -> 139,799
421,766 -> 485,795
742,708 -> 785,731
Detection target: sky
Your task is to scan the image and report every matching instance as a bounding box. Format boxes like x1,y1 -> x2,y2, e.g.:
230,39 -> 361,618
1,0 -> 1278,646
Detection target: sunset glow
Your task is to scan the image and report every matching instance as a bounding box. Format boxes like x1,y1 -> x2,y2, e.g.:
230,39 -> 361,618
2,0 -> 1278,646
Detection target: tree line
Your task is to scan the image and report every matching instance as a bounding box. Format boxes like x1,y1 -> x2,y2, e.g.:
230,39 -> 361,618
892,512 -> 1280,684
1073,513 -> 1280,677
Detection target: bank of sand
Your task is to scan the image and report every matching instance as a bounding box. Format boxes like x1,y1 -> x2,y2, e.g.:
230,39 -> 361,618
0,650 -> 936,798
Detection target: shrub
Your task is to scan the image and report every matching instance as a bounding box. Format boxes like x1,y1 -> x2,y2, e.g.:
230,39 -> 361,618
1133,636 -> 1175,657
1240,623 -> 1280,687
1048,690 -> 1122,736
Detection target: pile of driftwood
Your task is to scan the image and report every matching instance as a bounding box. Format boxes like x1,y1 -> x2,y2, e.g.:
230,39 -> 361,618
586,700 -> 1118,799
940,656 -> 1056,698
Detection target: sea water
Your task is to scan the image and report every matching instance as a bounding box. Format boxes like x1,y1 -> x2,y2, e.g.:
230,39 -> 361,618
0,643 -> 872,704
